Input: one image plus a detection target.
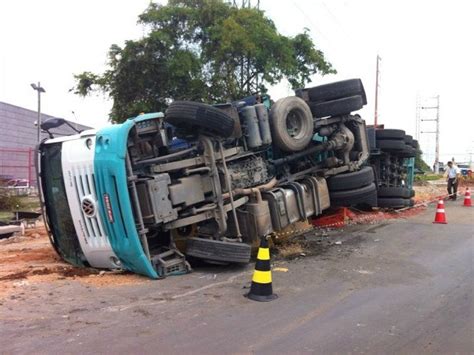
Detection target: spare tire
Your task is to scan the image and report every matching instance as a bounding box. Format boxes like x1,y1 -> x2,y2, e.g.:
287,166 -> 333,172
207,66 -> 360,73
270,96 -> 314,152
186,238 -> 251,264
165,101 -> 235,138
309,95 -> 364,118
327,166 -> 374,191
375,129 -> 406,140
306,79 -> 367,105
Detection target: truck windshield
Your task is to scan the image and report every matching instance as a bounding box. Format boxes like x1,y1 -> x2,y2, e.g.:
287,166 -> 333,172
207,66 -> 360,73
40,142 -> 87,267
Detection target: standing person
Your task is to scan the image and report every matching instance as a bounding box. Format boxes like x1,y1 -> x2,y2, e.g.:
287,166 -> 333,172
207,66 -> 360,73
445,161 -> 461,200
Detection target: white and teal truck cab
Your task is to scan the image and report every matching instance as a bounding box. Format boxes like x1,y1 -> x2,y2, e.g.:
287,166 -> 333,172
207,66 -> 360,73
37,79 -> 371,279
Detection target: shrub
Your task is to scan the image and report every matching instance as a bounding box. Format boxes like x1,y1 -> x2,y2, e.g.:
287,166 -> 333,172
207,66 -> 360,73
0,192 -> 22,210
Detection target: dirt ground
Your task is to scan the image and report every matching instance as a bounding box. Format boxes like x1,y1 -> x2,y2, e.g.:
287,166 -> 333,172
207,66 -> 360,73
0,226 -> 148,301
0,181 -> 470,302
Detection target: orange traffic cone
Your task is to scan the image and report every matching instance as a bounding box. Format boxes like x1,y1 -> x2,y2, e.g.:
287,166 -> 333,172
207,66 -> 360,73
433,199 -> 447,224
463,188 -> 472,207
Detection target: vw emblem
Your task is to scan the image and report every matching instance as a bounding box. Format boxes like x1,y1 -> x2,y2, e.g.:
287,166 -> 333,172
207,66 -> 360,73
81,196 -> 96,218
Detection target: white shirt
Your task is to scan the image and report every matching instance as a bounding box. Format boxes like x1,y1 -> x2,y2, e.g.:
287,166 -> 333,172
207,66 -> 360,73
446,166 -> 460,178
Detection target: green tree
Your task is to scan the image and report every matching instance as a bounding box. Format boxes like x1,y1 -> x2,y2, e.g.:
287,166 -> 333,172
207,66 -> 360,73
74,0 -> 335,122
415,149 -> 431,172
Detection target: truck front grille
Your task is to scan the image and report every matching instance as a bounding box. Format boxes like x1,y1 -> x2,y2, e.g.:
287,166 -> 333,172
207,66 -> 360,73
71,164 -> 109,248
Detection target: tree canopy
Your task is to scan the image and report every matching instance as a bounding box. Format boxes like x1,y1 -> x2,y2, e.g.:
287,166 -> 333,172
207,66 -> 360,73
74,0 -> 335,122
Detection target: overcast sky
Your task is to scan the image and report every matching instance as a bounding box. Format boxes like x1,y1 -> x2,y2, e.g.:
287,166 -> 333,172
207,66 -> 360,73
1,0 -> 473,164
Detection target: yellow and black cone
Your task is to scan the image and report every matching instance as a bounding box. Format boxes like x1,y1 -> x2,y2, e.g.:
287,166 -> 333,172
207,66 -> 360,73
246,236 -> 278,302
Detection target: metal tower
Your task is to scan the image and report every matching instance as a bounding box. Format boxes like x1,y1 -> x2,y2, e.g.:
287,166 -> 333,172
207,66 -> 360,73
417,95 -> 440,173
230,0 -> 261,95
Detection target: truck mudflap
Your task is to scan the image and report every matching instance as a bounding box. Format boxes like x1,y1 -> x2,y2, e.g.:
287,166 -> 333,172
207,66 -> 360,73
94,120 -> 158,279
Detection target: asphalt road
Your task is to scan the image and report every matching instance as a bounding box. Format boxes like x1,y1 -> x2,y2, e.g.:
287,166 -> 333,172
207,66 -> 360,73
1,201 -> 473,354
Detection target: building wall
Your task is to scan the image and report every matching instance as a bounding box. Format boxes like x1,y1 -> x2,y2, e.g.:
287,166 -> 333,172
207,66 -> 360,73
0,101 -> 92,186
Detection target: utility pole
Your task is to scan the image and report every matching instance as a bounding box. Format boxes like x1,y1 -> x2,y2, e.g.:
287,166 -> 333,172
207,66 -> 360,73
419,95 -> 440,173
434,95 -> 440,173
415,93 -> 420,140
374,55 -> 381,127
30,82 -> 46,143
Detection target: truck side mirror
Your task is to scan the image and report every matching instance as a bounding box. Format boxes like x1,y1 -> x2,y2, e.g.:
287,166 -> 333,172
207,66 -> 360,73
41,118 -> 67,130
41,118 -> 81,138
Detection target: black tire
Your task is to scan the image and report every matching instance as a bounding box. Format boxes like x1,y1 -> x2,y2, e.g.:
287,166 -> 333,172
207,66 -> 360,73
186,238 -> 251,264
410,189 -> 415,197
398,145 -> 416,158
377,197 -> 406,208
375,129 -> 406,140
327,166 -> 374,191
294,88 -> 309,101
404,135 -> 413,145
306,79 -> 367,105
411,139 -> 420,150
330,183 -> 378,207
165,101 -> 235,138
376,139 -> 406,150
269,96 -> 314,152
309,95 -> 364,118
377,186 -> 412,198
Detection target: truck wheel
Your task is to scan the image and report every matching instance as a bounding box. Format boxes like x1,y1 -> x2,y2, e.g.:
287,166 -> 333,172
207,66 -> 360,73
306,79 -> 367,105
327,166 -> 374,191
377,186 -> 412,198
270,96 -> 314,152
404,135 -> 413,145
375,129 -> 406,140
397,145 -> 416,158
376,139 -> 406,150
309,95 -> 364,118
411,139 -> 420,150
165,101 -> 235,138
377,197 -> 406,208
186,237 -> 251,264
330,183 -> 378,207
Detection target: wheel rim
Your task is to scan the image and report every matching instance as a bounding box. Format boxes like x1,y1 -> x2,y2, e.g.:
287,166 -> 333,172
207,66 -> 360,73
286,108 -> 308,140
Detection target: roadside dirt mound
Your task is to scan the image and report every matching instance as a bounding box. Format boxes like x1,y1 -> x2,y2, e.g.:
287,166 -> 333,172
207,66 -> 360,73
414,180 -> 473,203
0,225 -> 147,300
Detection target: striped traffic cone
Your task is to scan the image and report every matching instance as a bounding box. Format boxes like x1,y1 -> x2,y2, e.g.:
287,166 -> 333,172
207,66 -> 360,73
433,199 -> 447,224
246,236 -> 278,302
463,188 -> 472,207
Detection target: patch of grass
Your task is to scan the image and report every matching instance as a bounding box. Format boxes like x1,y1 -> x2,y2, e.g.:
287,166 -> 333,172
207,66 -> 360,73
0,194 -> 22,210
0,194 -> 40,223
18,196 -> 40,210
415,174 -> 442,182
278,243 -> 304,259
0,211 -> 12,221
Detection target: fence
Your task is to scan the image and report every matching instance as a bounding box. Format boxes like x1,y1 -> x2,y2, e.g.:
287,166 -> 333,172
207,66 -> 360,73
0,147 -> 36,187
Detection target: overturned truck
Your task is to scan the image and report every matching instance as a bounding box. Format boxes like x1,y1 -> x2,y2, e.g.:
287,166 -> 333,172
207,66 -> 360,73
37,79 -> 371,279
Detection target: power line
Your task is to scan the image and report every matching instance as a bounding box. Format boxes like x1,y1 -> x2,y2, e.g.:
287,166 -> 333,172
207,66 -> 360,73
290,0 -> 330,43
